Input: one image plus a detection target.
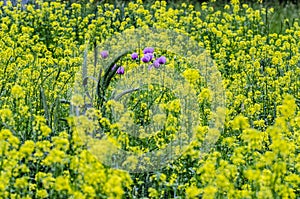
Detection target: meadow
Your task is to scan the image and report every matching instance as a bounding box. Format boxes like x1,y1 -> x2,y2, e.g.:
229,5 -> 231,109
0,0 -> 300,198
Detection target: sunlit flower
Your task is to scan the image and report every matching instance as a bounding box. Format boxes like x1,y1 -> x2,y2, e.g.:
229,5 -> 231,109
158,56 -> 166,64
153,60 -> 160,68
146,53 -> 153,60
100,50 -> 109,59
131,52 -> 138,60
112,64 -> 117,71
142,54 -> 151,63
143,47 -> 154,54
116,66 -> 125,74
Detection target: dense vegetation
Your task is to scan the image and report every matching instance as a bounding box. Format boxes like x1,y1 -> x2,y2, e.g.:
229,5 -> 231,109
0,0 -> 299,198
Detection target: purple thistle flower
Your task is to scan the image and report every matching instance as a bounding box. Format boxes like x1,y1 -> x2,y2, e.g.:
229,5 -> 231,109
112,64 -> 117,71
100,50 -> 109,59
146,53 -> 153,61
142,54 -> 151,63
143,47 -> 154,54
116,66 -> 125,74
158,56 -> 166,64
153,60 -> 160,68
131,52 -> 138,60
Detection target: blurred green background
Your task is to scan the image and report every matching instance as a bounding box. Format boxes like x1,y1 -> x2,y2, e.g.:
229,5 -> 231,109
4,0 -> 300,34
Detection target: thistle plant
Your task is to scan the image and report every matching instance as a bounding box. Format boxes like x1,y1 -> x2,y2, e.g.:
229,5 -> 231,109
72,28 -> 225,173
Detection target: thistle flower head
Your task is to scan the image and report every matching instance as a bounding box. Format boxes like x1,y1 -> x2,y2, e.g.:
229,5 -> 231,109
116,66 -> 125,74
112,64 -> 117,71
131,52 -> 138,60
153,60 -> 160,68
100,50 -> 109,59
146,53 -> 153,60
142,54 -> 151,63
158,56 -> 166,64
143,47 -> 154,54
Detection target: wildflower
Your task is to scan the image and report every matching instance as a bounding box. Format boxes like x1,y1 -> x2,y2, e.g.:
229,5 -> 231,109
143,47 -> 154,54
116,66 -> 125,74
11,84 -> 25,98
37,189 -> 48,198
232,115 -> 250,130
153,60 -> 160,68
131,52 -> 138,60
142,54 -> 151,63
146,53 -> 153,60
183,68 -> 200,83
112,64 -> 117,71
100,50 -> 109,59
71,94 -> 84,106
186,186 -> 201,198
158,56 -> 166,64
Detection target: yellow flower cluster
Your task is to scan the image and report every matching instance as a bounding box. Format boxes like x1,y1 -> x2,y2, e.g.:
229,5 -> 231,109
0,128 -> 131,198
